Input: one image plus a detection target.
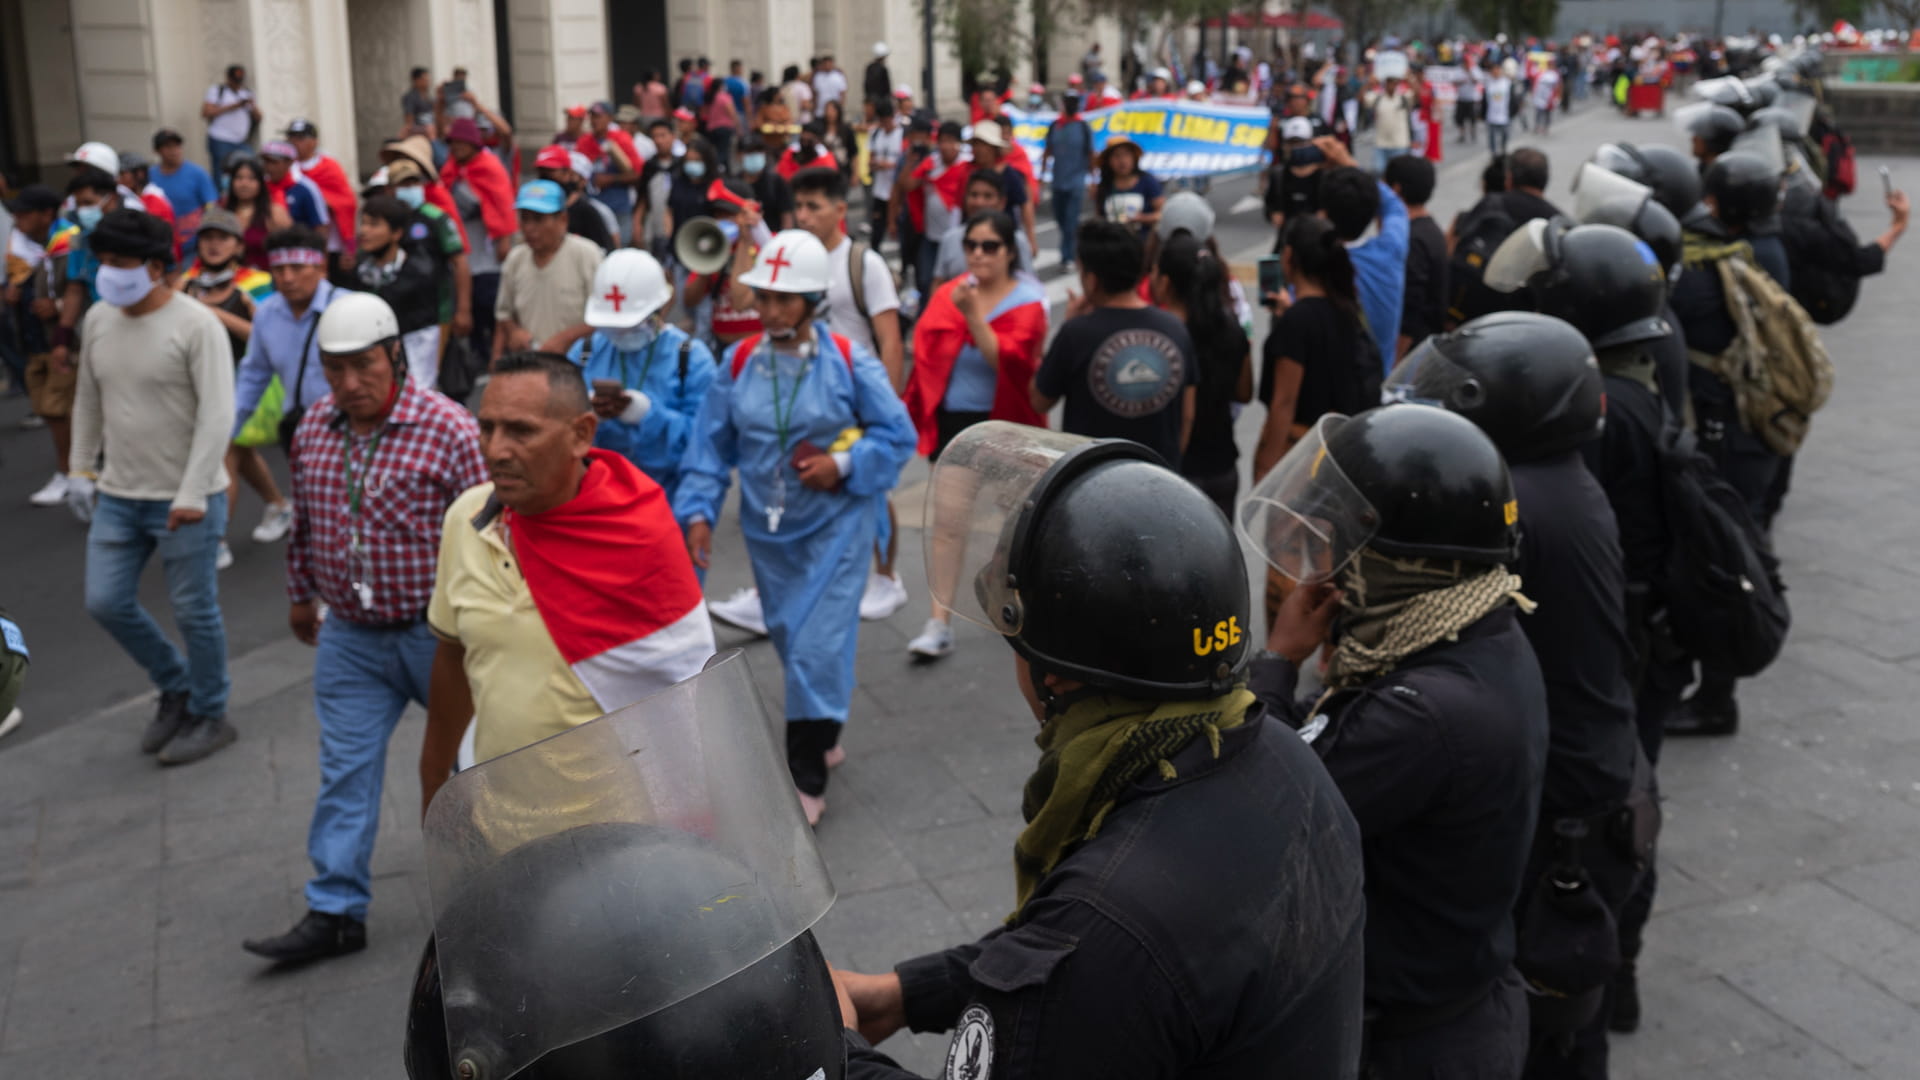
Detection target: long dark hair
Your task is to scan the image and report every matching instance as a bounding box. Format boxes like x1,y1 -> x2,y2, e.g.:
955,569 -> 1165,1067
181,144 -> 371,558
1155,232 -> 1241,391
959,210 -> 1023,276
223,157 -> 276,229
1281,215 -> 1361,326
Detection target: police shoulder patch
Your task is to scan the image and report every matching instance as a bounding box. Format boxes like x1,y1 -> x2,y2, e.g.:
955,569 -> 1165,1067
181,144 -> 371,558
944,1003 -> 996,1080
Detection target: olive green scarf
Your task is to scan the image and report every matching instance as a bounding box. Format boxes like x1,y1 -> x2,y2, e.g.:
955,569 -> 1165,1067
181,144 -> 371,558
1012,686 -> 1255,918
1322,549 -> 1532,690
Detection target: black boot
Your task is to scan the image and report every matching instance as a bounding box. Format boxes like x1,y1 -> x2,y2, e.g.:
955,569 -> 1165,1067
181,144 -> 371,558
141,690 -> 191,754
1609,959 -> 1641,1033
243,910 -> 367,963
1664,693 -> 1738,737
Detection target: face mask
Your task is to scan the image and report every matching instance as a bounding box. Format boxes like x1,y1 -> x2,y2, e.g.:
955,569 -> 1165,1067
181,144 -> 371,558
394,185 -> 426,208
1288,146 -> 1325,166
96,264 -> 157,308
742,153 -> 767,173
75,205 -> 104,230
684,161 -> 707,179
609,321 -> 657,352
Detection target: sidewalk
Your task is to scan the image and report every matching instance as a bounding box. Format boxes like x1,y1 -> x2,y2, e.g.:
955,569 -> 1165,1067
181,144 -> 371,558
5,106 -> 1920,1078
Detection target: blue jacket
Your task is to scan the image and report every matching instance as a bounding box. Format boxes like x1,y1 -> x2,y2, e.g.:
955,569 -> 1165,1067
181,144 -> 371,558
567,323 -> 715,492
1349,179 -> 1410,367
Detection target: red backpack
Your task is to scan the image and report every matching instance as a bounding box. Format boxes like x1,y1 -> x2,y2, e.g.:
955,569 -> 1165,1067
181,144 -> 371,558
729,332 -> 857,379
1822,129 -> 1855,198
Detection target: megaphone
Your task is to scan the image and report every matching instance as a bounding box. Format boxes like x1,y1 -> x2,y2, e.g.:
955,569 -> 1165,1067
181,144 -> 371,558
675,216 -> 733,275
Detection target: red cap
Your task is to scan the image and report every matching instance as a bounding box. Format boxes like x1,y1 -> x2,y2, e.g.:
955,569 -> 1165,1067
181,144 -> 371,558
1067,73 -> 1084,86
564,104 -> 588,118
673,106 -> 696,122
534,145 -> 572,170
1029,83 -> 1045,94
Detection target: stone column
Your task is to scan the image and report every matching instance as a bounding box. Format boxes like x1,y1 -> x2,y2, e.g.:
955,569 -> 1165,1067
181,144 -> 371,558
504,0 -> 609,141
245,0 -> 361,178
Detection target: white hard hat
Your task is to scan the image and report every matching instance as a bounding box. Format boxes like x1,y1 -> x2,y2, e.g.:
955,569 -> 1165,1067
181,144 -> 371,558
70,141 -> 119,176
737,229 -> 830,295
364,165 -> 391,189
1186,80 -> 1207,96
873,41 -> 890,58
586,249 -> 673,329
317,291 -> 402,354
1151,67 -> 1173,82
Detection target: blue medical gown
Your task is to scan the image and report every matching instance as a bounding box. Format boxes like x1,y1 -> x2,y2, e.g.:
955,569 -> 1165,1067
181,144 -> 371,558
567,324 -> 716,494
674,324 -> 916,721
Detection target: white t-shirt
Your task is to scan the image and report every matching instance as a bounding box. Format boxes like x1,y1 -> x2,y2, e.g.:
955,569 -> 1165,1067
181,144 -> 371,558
813,69 -> 849,108
205,84 -> 255,143
868,126 -> 904,201
822,236 -> 900,353
1485,77 -> 1513,125
1531,69 -> 1560,110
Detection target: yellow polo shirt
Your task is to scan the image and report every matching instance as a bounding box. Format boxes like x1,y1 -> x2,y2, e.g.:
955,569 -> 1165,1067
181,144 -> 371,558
428,483 -> 605,763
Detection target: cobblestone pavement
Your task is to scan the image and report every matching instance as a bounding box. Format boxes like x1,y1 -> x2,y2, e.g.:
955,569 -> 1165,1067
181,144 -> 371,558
3,101 -> 1918,1077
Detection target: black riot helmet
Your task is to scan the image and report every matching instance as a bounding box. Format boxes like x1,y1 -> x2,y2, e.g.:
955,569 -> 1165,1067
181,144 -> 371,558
1704,150 -> 1782,231
1483,218 -> 1670,350
1679,103 -> 1747,159
1584,193 -> 1684,277
1634,144 -> 1704,217
1382,311 -> 1604,463
926,424 -> 1250,699
404,827 -> 845,1080
1240,406 -> 1518,586
1749,104 -> 1807,141
1743,78 -> 1782,110
1693,76 -> 1757,113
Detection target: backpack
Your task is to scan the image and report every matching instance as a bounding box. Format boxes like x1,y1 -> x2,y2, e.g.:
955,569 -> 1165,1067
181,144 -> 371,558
845,239 -> 907,340
1782,190 -> 1866,325
1820,128 -> 1855,199
1695,251 -> 1834,456
1654,416 -> 1790,677
1328,309 -> 1384,415
1445,194 -> 1527,325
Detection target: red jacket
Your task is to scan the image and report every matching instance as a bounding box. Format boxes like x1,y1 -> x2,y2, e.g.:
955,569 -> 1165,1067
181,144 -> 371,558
443,149 -> 518,243
299,154 -> 359,255
905,155 -> 969,233
776,145 -> 838,180
904,277 -> 1049,454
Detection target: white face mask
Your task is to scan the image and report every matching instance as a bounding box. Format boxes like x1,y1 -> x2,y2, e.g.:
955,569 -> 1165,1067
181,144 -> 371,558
96,264 -> 158,308
608,321 -> 657,352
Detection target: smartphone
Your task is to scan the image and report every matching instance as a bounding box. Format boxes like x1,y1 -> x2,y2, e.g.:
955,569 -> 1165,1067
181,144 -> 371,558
1881,165 -> 1894,199
1257,255 -> 1284,306
591,379 -> 624,398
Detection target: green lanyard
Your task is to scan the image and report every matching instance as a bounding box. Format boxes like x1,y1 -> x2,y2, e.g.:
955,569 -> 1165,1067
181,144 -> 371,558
766,343 -> 810,453
615,331 -> 664,392
342,426 -> 385,519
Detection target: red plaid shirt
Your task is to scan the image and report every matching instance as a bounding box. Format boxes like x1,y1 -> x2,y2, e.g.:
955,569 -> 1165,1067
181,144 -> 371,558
286,380 -> 486,622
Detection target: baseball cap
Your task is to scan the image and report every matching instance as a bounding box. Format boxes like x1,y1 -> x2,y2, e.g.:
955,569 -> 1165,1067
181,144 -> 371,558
4,184 -> 61,215
1067,73 -> 1084,87
534,145 -> 572,171
673,107 -> 695,122
515,179 -> 566,215
564,103 -> 589,118
197,205 -> 246,239
1280,116 -> 1316,142
69,142 -> 119,176
1157,190 -> 1216,241
361,166 -> 391,194
589,100 -> 614,115
445,118 -> 485,147
894,83 -> 914,99
615,104 -> 642,124
259,140 -> 297,160
284,118 -> 318,138
968,125 -> 1007,150
116,150 -> 151,171
151,127 -> 184,149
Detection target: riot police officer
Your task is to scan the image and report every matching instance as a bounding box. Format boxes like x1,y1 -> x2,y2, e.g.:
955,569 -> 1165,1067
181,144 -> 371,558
837,422 -> 1366,1079
1676,102 -> 1745,171
1380,314 -> 1643,1078
403,652 -> 847,1080
1576,190 -> 1690,418
1244,405 -> 1548,1080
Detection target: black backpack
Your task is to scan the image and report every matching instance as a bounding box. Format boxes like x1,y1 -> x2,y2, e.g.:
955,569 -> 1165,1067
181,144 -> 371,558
1446,194 -> 1528,325
1655,417 -> 1790,677
1782,189 -> 1866,325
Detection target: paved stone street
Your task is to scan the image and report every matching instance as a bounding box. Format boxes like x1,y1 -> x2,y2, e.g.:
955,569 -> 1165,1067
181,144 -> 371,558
4,99 -> 1919,1077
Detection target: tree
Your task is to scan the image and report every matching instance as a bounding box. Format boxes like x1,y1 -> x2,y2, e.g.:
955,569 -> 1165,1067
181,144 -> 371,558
1455,0 -> 1560,39
1785,0 -> 1870,29
1882,0 -> 1920,35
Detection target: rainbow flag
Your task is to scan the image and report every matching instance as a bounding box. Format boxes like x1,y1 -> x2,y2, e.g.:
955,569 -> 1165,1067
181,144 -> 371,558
44,222 -> 81,260
182,261 -> 276,300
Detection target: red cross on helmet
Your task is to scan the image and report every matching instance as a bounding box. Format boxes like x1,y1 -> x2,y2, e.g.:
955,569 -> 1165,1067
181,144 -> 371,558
737,228 -> 831,296
585,249 -> 673,329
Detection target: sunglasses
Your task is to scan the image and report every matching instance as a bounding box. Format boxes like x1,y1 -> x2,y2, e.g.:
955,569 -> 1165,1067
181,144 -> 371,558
962,238 -> 1005,254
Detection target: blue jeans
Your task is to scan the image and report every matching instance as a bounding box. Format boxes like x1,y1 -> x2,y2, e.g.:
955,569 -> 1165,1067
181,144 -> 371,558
85,493 -> 230,716
306,618 -> 435,919
1052,185 -> 1086,264
1373,146 -> 1408,175
1488,122 -> 1511,157
207,138 -> 249,180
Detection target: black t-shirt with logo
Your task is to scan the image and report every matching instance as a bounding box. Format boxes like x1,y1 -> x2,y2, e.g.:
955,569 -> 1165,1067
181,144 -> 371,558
1036,304 -> 1196,468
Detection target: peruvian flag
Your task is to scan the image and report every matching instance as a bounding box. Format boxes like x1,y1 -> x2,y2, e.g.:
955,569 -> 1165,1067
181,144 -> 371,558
505,450 -> 715,712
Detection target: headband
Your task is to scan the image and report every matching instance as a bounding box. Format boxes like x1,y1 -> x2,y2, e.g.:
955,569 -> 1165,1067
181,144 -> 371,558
268,247 -> 327,268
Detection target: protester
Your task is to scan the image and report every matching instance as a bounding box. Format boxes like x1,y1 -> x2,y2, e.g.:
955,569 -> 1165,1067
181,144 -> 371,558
674,230 -> 916,824
1252,215 -> 1377,485
899,120 -> 967,289
70,209 -> 237,765
687,178 -> 772,355
778,122 -> 840,179
339,195 -> 447,389
1032,219 -> 1195,468
182,208 -> 291,564
232,228 -> 337,461
150,129 -> 218,262
553,249 -> 716,493
1041,90 -> 1097,268
966,124 -> 1037,258
533,145 -> 615,250
400,67 -> 436,137
1315,137 -> 1409,363
580,103 -> 644,244
203,64 -> 260,173
1265,116 -> 1328,249
283,119 -> 358,263
11,186 -> 75,509
634,69 -> 671,119
385,158 -> 478,379
422,350 -> 715,809
865,100 -> 904,241
1094,134 -> 1165,236
220,157 -> 291,270
442,119 -> 518,303
1153,231 -> 1251,516
704,77 -> 740,170
1364,74 -> 1417,174
932,169 -> 1035,285
240,291 -> 485,965
492,181 -> 604,361
1384,154 -> 1448,357
115,152 -> 176,238
665,137 -> 720,254
1485,60 -> 1516,156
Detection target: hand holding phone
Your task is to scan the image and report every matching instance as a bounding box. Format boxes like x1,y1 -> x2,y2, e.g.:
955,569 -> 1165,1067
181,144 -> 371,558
1880,165 -> 1894,199
1257,255 -> 1284,308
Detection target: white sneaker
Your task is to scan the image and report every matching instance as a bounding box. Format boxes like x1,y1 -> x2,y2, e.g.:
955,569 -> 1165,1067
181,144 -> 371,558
0,708 -> 21,739
28,473 -> 69,507
216,541 -> 235,571
251,502 -> 295,543
859,571 -> 909,620
19,414 -> 45,429
907,617 -> 955,660
709,587 -> 769,636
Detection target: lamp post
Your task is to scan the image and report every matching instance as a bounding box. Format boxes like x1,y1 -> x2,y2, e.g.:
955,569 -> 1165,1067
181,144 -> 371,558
924,0 -> 938,112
